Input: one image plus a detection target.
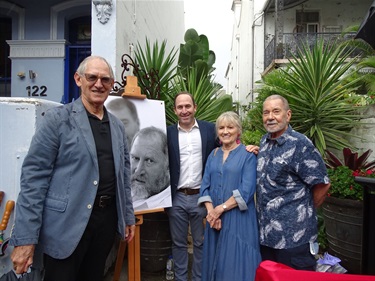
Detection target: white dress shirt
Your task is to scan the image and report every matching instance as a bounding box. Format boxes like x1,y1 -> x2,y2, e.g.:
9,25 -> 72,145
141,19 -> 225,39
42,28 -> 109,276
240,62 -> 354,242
177,120 -> 202,190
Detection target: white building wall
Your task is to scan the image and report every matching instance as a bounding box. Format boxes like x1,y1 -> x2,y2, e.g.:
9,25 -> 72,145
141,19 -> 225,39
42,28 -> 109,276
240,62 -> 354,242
264,0 -> 371,39
228,0 -> 263,113
93,0 -> 184,81
237,0 -> 253,110
228,0 -> 252,113
228,0 -> 372,112
226,1 -> 239,104
252,0 -> 266,103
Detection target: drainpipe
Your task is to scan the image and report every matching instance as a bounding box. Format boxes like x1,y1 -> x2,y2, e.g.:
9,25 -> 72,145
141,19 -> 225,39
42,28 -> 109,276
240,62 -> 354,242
236,33 -> 240,107
251,8 -> 264,104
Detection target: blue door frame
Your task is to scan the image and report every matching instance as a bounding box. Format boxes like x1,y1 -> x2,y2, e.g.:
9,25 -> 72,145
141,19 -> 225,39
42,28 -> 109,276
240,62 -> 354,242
63,45 -> 91,104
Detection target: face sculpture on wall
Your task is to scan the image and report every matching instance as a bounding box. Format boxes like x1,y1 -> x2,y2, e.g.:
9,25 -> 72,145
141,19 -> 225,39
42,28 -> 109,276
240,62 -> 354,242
93,0 -> 113,24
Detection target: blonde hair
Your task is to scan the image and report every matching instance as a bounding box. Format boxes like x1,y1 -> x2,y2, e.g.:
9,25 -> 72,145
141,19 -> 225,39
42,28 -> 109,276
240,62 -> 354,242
215,111 -> 242,135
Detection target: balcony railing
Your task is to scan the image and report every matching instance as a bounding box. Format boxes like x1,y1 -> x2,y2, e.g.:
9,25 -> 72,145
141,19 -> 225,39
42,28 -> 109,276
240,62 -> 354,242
264,32 -> 358,70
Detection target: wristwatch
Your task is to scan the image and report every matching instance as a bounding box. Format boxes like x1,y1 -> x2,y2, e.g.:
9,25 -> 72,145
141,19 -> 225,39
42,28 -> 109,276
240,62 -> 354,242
222,204 -> 227,212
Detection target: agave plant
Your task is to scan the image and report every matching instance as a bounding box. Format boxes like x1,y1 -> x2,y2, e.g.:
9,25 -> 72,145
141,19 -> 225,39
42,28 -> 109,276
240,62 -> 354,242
340,25 -> 375,103
170,67 -> 233,124
356,56 -> 375,98
134,38 -> 178,100
282,40 -> 366,154
247,39 -> 367,155
247,69 -> 290,136
134,35 -> 231,126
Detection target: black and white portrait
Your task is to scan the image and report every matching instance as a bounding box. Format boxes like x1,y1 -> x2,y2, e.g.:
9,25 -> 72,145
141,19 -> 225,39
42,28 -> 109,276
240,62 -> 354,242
105,96 -> 171,212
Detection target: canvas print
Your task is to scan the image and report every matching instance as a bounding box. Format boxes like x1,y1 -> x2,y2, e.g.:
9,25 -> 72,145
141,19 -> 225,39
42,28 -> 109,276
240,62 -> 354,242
105,96 -> 171,212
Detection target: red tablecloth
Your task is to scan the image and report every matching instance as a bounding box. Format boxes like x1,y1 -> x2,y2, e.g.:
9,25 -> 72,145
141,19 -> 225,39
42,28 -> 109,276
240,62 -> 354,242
255,261 -> 375,281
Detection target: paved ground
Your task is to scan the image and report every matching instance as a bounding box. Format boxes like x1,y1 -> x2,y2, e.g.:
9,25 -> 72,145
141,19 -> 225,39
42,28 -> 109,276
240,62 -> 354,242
104,240 -> 193,281
104,261 -> 165,281
104,215 -> 194,281
104,253 -> 193,281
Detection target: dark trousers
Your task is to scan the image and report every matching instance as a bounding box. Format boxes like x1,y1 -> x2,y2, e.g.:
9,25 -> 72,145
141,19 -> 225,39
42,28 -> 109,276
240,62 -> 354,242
260,243 -> 316,271
43,203 -> 118,281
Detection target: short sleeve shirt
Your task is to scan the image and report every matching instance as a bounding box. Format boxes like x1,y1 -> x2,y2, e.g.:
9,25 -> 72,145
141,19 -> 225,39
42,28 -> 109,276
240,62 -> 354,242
256,126 -> 329,249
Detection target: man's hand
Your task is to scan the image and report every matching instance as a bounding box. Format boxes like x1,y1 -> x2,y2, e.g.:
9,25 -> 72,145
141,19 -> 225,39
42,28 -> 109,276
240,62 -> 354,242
11,244 -> 35,274
313,183 -> 331,208
246,145 -> 259,155
125,225 -> 136,242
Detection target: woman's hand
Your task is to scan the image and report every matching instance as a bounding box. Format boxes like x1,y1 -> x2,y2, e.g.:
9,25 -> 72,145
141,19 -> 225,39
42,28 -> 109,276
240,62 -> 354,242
206,207 -> 221,228
212,218 -> 222,230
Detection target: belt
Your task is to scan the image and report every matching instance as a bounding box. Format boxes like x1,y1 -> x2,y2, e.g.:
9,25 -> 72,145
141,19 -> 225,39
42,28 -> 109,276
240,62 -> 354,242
177,188 -> 200,195
94,195 -> 114,208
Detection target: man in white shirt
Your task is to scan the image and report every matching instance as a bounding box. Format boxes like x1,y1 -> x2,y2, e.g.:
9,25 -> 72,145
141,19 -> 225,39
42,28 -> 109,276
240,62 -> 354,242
167,92 -> 218,281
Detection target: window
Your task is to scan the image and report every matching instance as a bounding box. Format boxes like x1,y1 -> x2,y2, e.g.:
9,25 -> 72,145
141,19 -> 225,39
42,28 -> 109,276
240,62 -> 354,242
295,11 -> 320,33
68,16 -> 91,44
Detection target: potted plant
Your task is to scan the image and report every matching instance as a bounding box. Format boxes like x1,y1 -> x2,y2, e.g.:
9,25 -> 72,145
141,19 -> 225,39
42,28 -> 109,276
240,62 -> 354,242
322,147 -> 375,273
326,147 -> 375,200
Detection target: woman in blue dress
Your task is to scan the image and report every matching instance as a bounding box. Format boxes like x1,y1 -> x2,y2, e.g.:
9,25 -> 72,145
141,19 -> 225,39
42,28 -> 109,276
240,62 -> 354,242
198,111 -> 261,281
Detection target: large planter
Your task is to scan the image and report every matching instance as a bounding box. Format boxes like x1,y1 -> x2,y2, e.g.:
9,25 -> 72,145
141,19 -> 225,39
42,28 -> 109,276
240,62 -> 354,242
322,196 -> 363,274
140,212 -> 172,273
355,176 -> 375,275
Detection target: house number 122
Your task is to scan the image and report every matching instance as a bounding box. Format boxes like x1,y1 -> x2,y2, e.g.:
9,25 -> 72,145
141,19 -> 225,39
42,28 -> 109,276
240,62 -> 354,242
26,85 -> 48,96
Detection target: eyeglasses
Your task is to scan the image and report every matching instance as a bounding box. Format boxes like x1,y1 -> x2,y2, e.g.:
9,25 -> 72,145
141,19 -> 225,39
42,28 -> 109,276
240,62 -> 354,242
82,73 -> 113,86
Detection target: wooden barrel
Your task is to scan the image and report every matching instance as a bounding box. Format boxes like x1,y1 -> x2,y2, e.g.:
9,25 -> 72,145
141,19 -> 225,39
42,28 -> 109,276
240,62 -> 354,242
322,196 -> 363,274
140,212 -> 172,273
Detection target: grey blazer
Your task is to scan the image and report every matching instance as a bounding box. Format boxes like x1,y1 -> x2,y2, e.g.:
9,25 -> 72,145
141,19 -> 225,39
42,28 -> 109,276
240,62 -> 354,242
10,98 -> 135,259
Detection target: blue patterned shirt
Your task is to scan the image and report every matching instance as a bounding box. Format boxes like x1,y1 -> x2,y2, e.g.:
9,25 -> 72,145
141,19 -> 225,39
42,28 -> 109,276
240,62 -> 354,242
256,126 -> 329,249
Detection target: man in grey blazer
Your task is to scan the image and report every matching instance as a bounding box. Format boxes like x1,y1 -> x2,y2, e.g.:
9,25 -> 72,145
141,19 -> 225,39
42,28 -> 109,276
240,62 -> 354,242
167,92 -> 218,281
10,56 -> 135,281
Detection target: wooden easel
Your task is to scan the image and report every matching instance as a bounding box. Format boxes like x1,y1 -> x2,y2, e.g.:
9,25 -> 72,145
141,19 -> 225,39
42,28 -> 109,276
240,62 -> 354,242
112,75 -> 164,280
112,208 -> 165,281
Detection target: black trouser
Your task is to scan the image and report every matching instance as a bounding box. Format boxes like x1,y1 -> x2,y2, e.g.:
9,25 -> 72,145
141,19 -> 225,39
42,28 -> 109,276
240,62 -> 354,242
260,243 -> 316,271
43,203 -> 118,281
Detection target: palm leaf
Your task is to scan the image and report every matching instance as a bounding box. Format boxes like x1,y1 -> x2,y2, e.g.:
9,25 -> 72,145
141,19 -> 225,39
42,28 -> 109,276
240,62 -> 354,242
171,67 -> 232,124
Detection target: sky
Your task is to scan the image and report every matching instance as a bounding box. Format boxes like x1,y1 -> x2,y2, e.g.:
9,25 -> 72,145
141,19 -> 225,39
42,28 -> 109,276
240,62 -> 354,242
184,0 -> 234,89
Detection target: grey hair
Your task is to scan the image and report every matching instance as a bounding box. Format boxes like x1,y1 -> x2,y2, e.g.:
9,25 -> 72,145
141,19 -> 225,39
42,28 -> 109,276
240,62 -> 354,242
131,126 -> 168,156
264,94 -> 290,110
106,98 -> 140,126
76,55 -> 114,79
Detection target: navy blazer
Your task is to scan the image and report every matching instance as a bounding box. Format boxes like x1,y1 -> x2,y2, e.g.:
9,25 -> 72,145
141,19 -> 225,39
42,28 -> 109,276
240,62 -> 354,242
10,98 -> 135,259
167,120 -> 218,198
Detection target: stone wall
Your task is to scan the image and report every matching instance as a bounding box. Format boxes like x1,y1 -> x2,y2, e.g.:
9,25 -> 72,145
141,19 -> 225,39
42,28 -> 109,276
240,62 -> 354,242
350,105 -> 375,162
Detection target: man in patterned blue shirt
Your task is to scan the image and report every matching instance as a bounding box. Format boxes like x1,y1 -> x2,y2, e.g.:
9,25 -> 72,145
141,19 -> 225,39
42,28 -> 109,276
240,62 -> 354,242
256,94 -> 330,270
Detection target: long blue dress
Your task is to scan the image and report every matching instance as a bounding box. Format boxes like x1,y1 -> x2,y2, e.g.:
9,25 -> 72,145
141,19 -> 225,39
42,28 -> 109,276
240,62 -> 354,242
198,144 -> 261,281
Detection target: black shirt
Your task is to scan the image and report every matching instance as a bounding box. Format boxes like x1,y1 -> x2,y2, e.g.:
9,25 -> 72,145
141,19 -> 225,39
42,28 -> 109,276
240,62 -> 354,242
87,108 -> 116,196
